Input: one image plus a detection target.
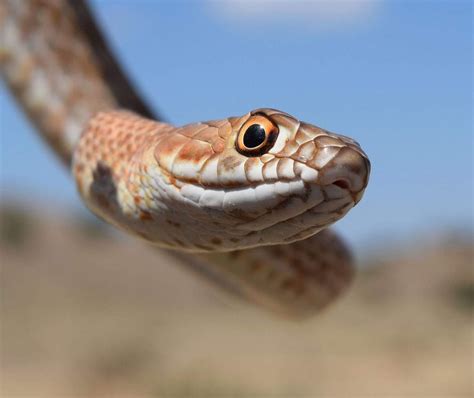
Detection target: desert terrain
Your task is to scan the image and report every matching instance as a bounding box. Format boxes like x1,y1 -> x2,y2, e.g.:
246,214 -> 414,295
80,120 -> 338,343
1,203 -> 472,397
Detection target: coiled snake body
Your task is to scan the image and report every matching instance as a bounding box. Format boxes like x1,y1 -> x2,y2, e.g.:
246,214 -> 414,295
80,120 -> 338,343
1,1 -> 370,317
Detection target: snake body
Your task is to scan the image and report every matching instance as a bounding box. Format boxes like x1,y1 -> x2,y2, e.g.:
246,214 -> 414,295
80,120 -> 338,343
1,0 -> 370,317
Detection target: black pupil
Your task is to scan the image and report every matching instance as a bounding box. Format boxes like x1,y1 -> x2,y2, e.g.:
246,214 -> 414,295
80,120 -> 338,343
243,124 -> 266,148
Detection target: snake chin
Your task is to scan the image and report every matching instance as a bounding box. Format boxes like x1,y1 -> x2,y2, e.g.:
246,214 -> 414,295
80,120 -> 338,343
235,182 -> 357,247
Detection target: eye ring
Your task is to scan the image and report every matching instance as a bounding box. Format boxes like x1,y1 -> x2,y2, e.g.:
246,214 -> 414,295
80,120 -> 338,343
236,115 -> 279,157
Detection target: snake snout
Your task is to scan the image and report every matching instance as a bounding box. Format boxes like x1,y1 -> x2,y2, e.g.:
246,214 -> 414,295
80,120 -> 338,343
316,146 -> 370,201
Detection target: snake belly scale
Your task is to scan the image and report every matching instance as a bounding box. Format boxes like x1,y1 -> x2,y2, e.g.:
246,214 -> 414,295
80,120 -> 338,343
1,0 -> 370,318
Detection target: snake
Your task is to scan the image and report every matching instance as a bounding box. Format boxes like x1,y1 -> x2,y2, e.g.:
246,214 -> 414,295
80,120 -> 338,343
0,0 -> 370,318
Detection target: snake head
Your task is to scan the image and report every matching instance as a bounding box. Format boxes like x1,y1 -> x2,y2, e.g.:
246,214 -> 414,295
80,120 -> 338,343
151,108 -> 370,251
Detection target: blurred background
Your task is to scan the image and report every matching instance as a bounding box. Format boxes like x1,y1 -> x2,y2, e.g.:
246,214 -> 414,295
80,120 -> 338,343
0,0 -> 472,397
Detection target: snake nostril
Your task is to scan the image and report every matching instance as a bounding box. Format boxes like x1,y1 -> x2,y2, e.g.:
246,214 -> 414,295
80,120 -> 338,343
333,179 -> 351,190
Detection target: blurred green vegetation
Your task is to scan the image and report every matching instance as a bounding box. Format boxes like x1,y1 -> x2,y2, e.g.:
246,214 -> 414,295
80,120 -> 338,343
0,205 -> 34,247
450,281 -> 474,312
72,211 -> 110,241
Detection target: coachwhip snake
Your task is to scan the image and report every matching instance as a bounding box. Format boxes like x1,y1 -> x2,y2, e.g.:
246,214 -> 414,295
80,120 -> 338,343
0,0 -> 370,318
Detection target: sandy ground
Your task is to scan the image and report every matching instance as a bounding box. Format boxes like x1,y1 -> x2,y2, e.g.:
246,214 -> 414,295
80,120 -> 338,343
1,205 -> 472,397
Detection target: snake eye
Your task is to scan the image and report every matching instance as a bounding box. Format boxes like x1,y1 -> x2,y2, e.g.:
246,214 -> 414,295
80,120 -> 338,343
236,115 -> 279,157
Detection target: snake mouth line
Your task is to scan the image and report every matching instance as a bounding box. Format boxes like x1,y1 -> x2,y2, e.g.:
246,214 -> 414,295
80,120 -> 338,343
161,155 -> 356,193
158,155 -> 357,223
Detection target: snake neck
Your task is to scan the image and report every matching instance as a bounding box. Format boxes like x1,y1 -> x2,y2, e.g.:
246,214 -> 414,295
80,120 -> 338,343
0,0 -> 157,165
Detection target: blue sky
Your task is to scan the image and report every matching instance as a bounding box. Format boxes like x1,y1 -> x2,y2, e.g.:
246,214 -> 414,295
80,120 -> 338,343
0,0 -> 472,251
